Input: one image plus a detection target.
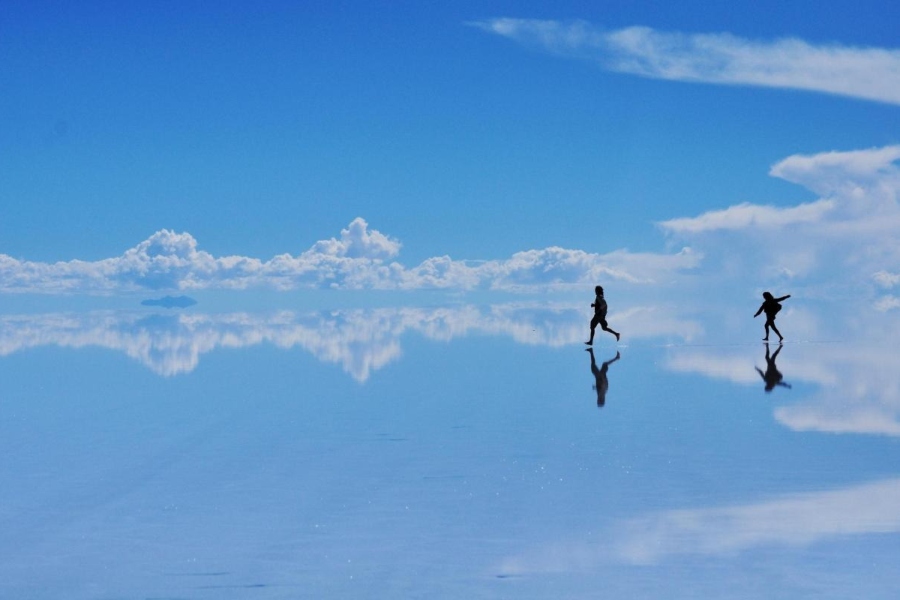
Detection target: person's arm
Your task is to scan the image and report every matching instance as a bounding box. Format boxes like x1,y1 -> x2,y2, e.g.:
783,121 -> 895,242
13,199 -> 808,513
776,295 -> 791,302
754,303 -> 764,317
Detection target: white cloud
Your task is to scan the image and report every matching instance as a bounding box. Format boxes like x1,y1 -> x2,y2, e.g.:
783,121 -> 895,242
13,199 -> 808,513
658,145 -> 900,290
875,295 -> 900,311
662,145 -> 900,236
308,217 -> 401,259
472,19 -> 900,105
659,199 -> 834,234
5,144 -> 895,299
0,218 -> 697,295
874,271 -> 900,289
770,145 -> 900,197
472,18 -> 605,55
462,246 -> 700,291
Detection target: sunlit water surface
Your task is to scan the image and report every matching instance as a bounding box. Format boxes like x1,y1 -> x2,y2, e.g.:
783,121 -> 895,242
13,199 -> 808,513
2,302 -> 899,599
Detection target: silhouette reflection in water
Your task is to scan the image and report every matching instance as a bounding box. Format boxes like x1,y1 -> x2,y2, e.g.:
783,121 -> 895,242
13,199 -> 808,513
587,348 -> 620,408
756,343 -> 791,393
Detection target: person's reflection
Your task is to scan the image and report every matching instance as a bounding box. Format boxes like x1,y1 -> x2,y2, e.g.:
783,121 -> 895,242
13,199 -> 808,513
756,343 -> 792,393
587,348 -> 620,408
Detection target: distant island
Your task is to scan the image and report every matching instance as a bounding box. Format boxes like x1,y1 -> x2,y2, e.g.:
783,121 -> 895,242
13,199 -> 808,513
141,295 -> 198,309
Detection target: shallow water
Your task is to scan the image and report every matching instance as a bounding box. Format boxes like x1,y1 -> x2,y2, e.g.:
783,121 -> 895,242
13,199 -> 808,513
2,302 -> 899,598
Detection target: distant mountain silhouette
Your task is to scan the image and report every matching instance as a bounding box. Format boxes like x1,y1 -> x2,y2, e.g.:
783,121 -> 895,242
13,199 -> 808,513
141,295 -> 198,309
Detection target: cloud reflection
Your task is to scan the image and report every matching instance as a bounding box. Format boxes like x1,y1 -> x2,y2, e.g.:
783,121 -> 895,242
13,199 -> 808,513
0,303 -> 698,381
773,342 -> 900,436
665,334 -> 900,436
617,477 -> 900,564
498,477 -> 900,573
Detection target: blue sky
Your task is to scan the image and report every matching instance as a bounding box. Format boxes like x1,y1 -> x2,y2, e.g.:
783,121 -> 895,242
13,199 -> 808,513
2,0 -> 900,305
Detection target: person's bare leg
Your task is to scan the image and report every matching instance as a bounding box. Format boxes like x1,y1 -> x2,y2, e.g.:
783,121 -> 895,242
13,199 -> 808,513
771,322 -> 783,342
586,317 -> 598,345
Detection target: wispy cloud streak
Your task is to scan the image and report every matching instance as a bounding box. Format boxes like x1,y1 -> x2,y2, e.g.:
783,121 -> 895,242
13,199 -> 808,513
472,18 -> 900,105
659,199 -> 834,233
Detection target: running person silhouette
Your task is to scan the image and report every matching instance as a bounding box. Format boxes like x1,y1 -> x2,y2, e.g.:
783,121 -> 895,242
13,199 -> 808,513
586,285 -> 620,345
754,291 -> 791,342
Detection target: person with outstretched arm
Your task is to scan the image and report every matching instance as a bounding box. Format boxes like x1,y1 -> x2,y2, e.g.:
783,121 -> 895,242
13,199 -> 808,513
754,291 -> 791,342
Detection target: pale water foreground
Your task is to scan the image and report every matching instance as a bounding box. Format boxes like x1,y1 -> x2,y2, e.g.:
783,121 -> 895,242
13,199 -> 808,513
2,301 -> 899,599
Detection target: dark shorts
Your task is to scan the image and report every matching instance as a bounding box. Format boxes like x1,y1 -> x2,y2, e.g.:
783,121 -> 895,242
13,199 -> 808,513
591,314 -> 608,328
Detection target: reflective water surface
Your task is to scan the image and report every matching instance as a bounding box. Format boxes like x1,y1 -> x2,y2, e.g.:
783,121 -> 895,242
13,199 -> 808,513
2,300 -> 899,598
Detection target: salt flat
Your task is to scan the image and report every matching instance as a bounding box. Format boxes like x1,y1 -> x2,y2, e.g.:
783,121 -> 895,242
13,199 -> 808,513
1,303 -> 898,599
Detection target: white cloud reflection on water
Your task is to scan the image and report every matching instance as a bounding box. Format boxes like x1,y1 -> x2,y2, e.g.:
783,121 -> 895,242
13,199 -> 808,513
5,298 -> 900,590
3,298 -> 900,439
665,336 -> 900,437
0,303 -> 700,381
477,301 -> 900,573
617,477 -> 900,563
499,476 -> 900,573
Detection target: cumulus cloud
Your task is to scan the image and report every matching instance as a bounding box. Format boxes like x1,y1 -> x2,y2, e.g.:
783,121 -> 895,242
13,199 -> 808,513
5,143 -> 895,300
0,217 -> 697,295
472,19 -> 900,105
657,145 -> 900,292
0,229 -> 264,294
308,217 -> 401,259
661,145 -> 900,235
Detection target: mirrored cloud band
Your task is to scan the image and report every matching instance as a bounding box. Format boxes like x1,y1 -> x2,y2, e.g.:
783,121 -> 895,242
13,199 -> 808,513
0,304 -> 698,381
